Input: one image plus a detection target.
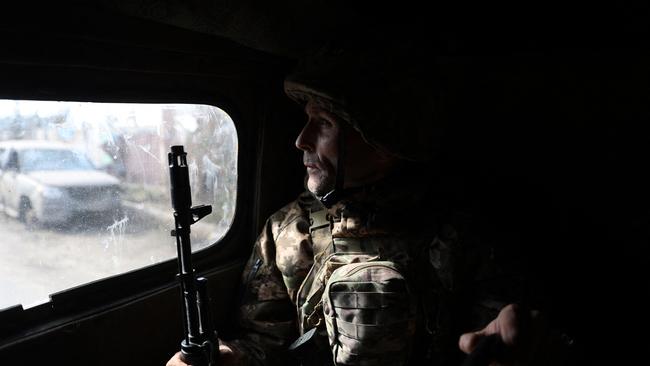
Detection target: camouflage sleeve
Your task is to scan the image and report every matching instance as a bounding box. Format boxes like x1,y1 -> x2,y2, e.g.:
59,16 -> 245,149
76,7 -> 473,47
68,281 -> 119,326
226,218 -> 299,366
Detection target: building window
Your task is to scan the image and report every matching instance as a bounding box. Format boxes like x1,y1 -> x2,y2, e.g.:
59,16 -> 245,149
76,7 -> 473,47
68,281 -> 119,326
0,100 -> 237,309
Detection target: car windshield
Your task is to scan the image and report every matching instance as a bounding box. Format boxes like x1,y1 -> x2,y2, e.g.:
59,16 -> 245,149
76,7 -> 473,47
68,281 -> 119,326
20,149 -> 95,171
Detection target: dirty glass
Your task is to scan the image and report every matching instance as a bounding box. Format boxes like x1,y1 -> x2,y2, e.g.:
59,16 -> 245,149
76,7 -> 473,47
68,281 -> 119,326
0,100 -> 237,309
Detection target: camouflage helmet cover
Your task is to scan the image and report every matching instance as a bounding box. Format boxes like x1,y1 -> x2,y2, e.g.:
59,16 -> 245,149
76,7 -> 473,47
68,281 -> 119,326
284,41 -> 445,161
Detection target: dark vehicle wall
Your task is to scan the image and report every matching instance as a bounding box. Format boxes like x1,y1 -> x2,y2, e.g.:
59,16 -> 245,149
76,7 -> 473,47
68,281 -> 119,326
0,4 -> 304,365
0,2 -> 648,365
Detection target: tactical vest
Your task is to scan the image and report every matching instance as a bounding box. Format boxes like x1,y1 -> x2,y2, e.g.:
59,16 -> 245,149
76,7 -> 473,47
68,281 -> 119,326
289,199 -> 435,366
286,193 -> 496,366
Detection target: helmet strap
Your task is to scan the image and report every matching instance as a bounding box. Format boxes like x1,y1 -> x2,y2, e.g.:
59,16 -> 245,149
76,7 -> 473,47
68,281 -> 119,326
320,124 -> 346,208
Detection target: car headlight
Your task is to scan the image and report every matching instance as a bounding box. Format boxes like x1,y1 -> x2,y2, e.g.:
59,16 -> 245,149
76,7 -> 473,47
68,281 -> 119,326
39,186 -> 65,199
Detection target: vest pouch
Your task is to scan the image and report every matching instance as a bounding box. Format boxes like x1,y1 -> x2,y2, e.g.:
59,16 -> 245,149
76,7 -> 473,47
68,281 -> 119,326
322,261 -> 416,366
298,252 -> 380,332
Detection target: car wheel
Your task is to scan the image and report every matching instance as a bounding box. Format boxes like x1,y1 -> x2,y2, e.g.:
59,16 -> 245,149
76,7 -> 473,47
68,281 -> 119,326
19,198 -> 39,229
0,198 -> 7,219
115,203 -> 126,220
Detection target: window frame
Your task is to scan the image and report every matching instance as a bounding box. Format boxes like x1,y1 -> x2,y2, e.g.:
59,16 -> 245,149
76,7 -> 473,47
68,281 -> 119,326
0,2 -> 290,354
0,95 -> 265,348
1,100 -> 259,347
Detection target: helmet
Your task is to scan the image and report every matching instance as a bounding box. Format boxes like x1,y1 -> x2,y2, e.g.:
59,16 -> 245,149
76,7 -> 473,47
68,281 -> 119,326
284,40 -> 446,161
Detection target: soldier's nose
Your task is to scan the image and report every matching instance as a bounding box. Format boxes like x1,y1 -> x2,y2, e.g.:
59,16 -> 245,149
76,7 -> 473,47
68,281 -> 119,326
295,123 -> 315,152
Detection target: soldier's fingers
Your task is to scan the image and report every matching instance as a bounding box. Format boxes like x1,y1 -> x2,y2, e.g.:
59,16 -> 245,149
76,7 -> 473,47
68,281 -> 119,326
219,343 -> 235,355
496,304 -> 521,346
166,351 -> 189,366
459,331 -> 482,354
459,314 -> 503,354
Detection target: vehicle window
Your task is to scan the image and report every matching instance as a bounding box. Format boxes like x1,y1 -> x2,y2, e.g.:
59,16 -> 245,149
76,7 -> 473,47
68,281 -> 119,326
0,100 -> 238,309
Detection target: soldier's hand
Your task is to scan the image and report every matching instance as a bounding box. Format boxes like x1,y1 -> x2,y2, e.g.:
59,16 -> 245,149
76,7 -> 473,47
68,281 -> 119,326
166,351 -> 187,366
165,343 -> 239,366
458,303 -> 547,366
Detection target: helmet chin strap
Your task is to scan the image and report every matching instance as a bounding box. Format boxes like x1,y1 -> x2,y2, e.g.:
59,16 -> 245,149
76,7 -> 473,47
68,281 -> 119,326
320,124 -> 346,208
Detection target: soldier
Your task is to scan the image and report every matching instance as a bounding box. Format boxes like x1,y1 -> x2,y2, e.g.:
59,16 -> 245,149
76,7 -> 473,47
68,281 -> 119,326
167,44 -> 564,366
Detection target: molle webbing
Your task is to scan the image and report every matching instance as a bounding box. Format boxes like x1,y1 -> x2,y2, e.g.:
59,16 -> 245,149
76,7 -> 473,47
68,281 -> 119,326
308,204 -> 381,254
309,208 -> 331,233
309,206 -> 334,258
328,291 -> 403,309
293,204 -> 421,365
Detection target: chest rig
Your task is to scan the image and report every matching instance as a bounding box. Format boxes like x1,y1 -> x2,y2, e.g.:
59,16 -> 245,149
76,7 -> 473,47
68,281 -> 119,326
289,197 -> 421,364
293,194 -> 481,366
297,201 -> 401,330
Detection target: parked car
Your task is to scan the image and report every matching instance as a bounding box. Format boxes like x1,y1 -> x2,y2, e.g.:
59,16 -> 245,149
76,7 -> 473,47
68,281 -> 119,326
0,140 -> 122,226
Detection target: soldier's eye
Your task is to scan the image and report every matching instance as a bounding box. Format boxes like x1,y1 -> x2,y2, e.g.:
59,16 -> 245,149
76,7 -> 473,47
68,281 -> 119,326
316,115 -> 337,128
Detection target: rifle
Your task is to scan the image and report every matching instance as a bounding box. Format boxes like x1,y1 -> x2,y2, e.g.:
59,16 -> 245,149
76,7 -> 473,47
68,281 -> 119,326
169,145 -> 218,366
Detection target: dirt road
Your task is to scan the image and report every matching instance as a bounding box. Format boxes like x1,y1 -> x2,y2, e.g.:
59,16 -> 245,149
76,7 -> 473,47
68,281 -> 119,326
0,204 -> 220,310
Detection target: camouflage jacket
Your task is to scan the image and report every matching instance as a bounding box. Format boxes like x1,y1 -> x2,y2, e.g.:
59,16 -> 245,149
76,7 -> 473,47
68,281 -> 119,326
225,167 -> 525,366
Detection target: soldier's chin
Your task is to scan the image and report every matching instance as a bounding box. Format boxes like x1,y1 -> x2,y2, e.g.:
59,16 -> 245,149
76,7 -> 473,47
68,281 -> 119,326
307,177 -> 334,197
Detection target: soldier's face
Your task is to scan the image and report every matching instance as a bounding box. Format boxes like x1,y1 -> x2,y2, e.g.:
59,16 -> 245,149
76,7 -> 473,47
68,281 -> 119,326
296,100 -> 396,196
295,101 -> 339,196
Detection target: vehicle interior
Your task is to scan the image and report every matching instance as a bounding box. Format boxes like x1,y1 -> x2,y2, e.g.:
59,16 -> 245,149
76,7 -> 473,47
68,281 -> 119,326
0,2 -> 647,365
